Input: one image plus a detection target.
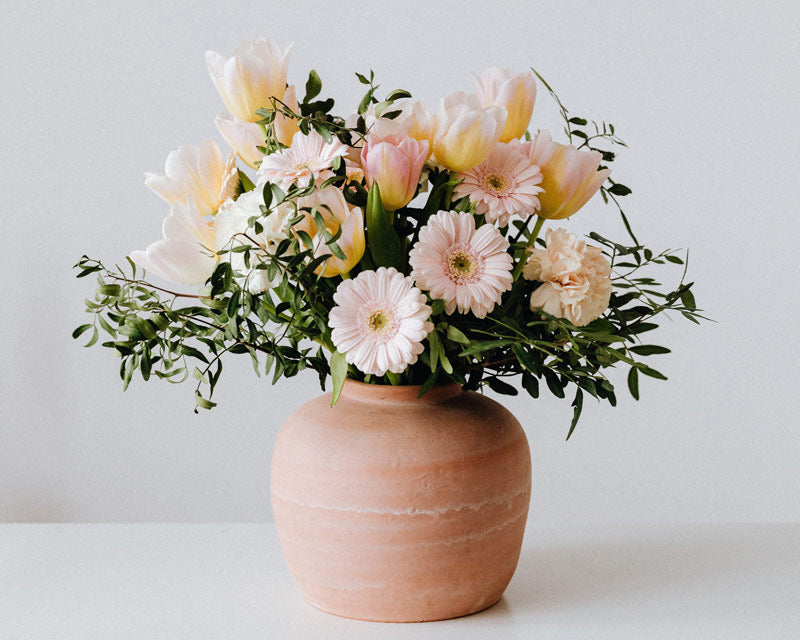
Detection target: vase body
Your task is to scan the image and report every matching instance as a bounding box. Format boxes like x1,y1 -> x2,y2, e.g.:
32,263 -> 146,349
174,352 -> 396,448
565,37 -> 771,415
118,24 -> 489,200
270,379 -> 532,622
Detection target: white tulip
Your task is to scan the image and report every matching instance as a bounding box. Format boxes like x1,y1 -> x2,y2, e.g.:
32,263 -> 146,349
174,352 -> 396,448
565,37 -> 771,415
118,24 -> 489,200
130,201 -> 217,286
144,140 -> 238,217
216,113 -> 265,170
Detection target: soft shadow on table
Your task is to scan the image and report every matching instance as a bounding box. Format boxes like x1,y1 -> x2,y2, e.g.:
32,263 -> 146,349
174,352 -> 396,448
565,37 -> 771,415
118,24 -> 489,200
473,524 -> 799,618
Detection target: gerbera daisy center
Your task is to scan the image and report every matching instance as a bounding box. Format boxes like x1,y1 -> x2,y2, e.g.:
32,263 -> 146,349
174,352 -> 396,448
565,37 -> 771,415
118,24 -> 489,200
293,160 -> 315,171
483,173 -> 509,193
445,249 -> 480,283
366,308 -> 395,335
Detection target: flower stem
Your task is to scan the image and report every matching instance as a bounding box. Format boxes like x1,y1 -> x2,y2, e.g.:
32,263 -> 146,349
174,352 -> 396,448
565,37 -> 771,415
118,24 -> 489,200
442,174 -> 455,210
512,215 -> 545,280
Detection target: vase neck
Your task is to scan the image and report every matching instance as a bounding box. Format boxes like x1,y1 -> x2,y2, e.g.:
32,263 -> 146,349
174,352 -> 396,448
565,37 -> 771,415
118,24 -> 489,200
340,379 -> 462,404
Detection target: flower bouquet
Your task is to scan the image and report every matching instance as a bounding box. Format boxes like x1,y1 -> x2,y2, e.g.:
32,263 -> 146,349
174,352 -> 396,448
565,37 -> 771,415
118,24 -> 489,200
73,37 -> 705,621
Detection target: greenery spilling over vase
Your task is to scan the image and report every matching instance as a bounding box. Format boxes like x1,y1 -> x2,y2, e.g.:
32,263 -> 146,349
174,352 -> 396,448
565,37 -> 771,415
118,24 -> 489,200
73,37 -> 706,438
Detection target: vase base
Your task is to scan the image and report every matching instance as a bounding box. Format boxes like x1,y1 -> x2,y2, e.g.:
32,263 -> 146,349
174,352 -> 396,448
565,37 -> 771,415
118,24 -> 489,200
302,593 -> 505,623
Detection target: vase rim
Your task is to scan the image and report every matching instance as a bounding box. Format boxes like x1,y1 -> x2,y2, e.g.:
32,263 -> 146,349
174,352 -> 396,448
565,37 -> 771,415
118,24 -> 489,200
341,378 -> 463,403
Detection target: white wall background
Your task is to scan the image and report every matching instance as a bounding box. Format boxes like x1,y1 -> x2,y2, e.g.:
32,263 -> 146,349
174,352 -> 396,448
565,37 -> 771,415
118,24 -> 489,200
2,0 -> 798,523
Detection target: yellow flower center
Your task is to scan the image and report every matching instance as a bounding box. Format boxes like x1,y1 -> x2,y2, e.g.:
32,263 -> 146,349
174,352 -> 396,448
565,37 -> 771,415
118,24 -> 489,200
293,160 -> 315,172
483,174 -> 508,193
446,249 -> 480,283
367,309 -> 394,335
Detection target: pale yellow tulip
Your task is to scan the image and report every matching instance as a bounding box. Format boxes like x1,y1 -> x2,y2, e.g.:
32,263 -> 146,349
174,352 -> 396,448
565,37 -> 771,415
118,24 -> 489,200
432,92 -> 506,172
205,37 -> 291,122
474,67 -> 537,142
295,187 -> 365,277
517,131 -> 610,220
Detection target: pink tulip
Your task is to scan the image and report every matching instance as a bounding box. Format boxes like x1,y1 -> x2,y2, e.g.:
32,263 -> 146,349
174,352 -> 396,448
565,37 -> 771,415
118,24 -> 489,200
360,134 -> 429,211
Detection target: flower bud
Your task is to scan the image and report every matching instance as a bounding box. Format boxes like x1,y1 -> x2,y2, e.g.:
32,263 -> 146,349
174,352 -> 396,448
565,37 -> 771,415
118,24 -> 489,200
474,67 -> 536,142
360,134 -> 429,211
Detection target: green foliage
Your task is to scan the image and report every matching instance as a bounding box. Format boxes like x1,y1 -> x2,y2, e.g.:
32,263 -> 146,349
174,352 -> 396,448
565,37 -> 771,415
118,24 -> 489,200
365,183 -> 404,270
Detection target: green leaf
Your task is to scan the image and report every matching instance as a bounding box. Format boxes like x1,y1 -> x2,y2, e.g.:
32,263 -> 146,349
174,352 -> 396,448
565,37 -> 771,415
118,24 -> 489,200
627,366 -> 640,400
418,369 -> 439,397
680,289 -> 696,310
97,315 -> 117,338
365,183 -> 404,269
486,377 -> 518,396
636,364 -> 668,380
624,322 -> 659,335
428,330 -> 441,371
295,229 -> 314,248
83,326 -> 99,348
72,323 -> 92,340
97,284 -> 120,297
141,348 -> 152,381
511,343 -> 538,372
629,345 -> 671,356
440,352 -> 453,374
194,391 -> 217,411
330,350 -> 348,407
430,299 -> 446,315
385,89 -> 412,101
179,345 -> 210,364
304,69 -> 322,102
566,388 -> 583,440
521,372 -> 539,398
608,183 -> 632,196
543,369 -> 565,398
445,325 -> 469,344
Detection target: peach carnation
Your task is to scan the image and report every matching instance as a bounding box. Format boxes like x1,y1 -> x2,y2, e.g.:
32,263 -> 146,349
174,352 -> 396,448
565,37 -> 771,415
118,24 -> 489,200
523,228 -> 612,326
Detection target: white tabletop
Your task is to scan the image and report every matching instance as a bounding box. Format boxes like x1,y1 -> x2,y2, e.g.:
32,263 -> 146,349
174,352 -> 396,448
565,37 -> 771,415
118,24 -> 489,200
1,523 -> 798,639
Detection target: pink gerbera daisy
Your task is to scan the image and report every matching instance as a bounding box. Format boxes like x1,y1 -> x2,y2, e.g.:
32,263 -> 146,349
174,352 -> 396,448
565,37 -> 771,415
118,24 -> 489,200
409,210 -> 513,318
257,129 -> 347,190
329,267 -> 433,376
453,142 -> 543,227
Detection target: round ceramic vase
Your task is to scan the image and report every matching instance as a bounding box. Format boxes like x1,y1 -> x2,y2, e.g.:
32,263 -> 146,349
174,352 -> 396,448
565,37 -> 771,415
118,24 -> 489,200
270,379 -> 532,622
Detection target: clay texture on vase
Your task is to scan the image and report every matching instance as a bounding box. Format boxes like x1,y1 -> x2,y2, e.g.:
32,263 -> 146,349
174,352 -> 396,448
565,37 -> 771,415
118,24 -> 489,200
270,379 -> 532,622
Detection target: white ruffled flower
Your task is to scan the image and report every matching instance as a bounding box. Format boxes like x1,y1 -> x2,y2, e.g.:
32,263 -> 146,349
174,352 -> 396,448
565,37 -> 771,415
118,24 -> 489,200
523,228 -> 612,326
214,190 -> 290,293
329,267 -> 433,376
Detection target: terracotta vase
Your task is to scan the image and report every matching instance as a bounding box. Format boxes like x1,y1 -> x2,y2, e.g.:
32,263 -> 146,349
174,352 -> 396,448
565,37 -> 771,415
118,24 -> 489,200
270,379 -> 532,622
